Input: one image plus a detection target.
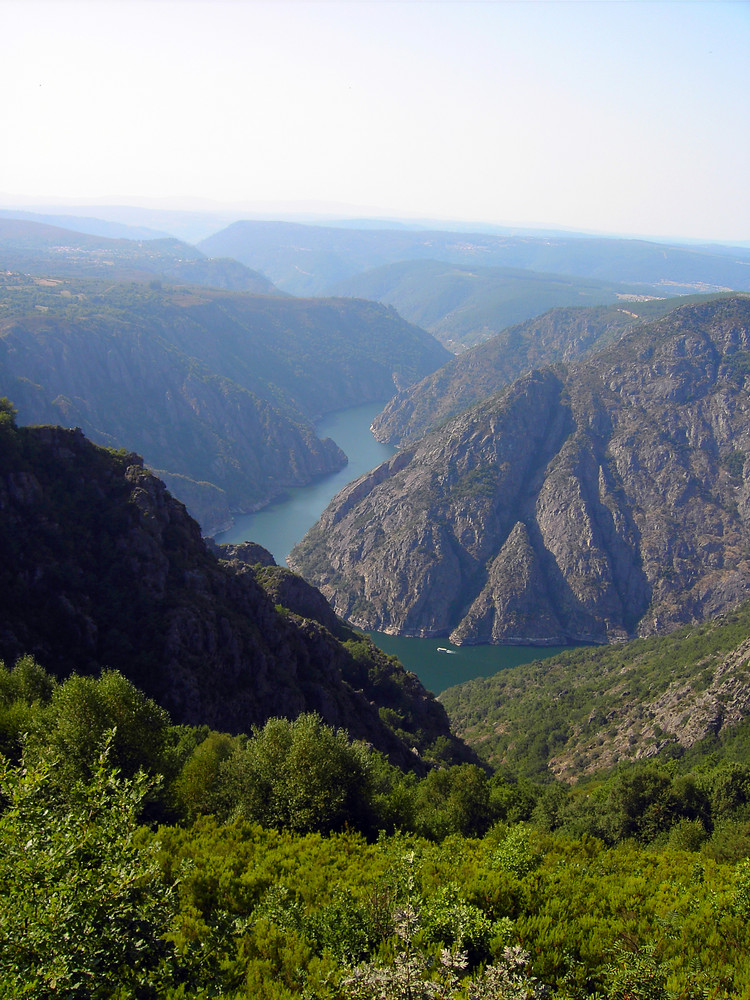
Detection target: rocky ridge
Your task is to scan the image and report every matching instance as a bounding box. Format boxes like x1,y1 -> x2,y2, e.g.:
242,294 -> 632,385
370,297 -> 722,447
0,411 -> 471,770
290,296 -> 750,645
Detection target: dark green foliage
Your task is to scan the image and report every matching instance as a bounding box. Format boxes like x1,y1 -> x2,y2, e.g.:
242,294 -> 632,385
722,448 -> 745,479
218,714 -> 375,834
413,764 -> 491,839
33,669 -> 172,781
0,744 -> 182,998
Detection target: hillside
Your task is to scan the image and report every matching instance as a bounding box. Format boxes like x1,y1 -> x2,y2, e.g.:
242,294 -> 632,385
290,296 -> 750,645
440,601 -> 750,781
0,273 -> 449,532
0,404 -> 471,770
199,218 -> 750,297
327,259 -> 643,351
0,217 -> 277,293
372,296 -> 724,447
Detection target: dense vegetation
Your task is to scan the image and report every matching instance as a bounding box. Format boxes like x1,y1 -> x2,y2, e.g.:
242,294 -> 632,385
440,601 -> 750,781
3,656 -> 750,997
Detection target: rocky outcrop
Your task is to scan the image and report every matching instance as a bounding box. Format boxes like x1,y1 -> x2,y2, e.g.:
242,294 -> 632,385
371,300 -> 700,447
290,296 -> 750,645
0,415 -> 471,770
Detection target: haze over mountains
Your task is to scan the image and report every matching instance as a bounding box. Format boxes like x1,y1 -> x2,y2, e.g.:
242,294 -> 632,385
198,218 -> 750,299
0,225 -> 449,533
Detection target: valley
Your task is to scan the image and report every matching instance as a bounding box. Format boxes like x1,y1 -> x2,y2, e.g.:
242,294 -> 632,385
2,206 -> 750,999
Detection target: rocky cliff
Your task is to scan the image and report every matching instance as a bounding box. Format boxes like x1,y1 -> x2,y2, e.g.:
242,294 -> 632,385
371,297 -> 720,447
0,410 -> 471,770
290,296 -> 750,645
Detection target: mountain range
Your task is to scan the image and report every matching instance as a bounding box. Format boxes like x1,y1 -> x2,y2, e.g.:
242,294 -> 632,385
371,295 -> 726,446
290,295 -> 750,646
0,217 -> 277,293
326,260 -> 649,351
198,219 -> 750,299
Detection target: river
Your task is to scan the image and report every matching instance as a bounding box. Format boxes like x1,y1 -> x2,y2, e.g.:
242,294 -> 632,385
216,400 -> 567,694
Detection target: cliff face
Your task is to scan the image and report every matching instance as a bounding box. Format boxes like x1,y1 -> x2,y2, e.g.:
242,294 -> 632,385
0,414 -> 470,770
370,298 -> 718,448
290,297 -> 750,645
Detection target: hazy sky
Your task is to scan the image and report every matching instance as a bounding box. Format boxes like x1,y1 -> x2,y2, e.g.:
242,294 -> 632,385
2,0 -> 749,241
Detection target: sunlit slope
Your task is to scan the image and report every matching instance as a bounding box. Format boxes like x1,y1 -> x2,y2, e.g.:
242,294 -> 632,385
291,296 -> 750,644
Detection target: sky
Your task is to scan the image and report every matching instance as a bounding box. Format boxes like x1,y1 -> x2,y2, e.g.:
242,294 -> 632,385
1,0 -> 749,242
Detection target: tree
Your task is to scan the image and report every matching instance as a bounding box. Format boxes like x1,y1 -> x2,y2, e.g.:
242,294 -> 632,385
31,669 -> 171,782
414,764 -> 491,839
220,713 -> 373,833
0,739 -> 181,998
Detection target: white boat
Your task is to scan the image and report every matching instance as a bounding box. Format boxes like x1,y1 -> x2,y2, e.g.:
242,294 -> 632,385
436,647 -> 457,654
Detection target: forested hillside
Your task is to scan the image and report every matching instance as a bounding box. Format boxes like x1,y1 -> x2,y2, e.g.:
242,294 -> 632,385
0,402 -> 468,768
291,296 -> 750,644
0,272 -> 449,532
199,218 -> 750,297
441,600 -> 750,780
327,259 -> 643,351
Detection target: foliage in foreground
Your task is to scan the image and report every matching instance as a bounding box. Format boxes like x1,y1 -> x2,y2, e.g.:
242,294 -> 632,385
4,655 -> 750,996
0,741 -> 183,998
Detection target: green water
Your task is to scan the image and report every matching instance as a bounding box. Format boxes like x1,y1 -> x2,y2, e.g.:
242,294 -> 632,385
367,633 -> 569,696
217,401 -> 571,691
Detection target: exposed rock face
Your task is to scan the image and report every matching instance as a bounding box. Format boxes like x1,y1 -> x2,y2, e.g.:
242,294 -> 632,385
371,300 -> 699,447
290,297 -> 750,645
0,417 -> 471,770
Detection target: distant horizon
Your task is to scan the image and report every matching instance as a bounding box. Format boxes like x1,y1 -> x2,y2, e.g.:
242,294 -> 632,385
3,1 -> 748,245
1,194 -> 747,251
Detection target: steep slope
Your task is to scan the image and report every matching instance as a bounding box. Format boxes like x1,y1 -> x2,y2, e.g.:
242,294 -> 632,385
0,217 -> 277,293
0,407 -> 471,770
0,273 -> 449,532
199,219 -> 750,297
327,260 -> 641,351
440,601 -> 750,780
371,296 -> 725,447
290,296 -> 750,645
